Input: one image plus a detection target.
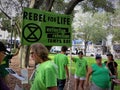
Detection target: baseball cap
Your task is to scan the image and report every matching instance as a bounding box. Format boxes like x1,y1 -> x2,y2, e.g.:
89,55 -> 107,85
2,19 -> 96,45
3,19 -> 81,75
107,53 -> 113,57
0,41 -> 10,53
95,54 -> 102,60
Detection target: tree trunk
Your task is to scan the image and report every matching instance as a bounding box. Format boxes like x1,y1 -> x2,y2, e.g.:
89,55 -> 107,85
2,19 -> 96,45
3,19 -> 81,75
33,0 -> 44,8
14,27 -> 17,49
29,0 -> 35,8
45,0 -> 55,11
25,46 -> 30,68
15,23 -> 21,37
45,0 -> 55,51
84,41 -> 87,56
65,0 -> 84,14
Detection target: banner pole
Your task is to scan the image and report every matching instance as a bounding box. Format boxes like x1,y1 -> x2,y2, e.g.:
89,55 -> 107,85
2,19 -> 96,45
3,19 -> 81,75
67,47 -> 72,90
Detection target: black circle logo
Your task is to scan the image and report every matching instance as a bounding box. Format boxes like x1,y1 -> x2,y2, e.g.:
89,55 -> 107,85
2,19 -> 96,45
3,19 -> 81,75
23,23 -> 42,42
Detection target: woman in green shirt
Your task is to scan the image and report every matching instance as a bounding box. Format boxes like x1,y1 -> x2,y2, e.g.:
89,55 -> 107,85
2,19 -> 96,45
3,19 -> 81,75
30,43 -> 58,90
72,51 -> 88,90
85,55 -> 110,90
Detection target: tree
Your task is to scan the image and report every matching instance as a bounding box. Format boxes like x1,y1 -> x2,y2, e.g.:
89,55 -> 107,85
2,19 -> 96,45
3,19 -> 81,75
0,14 -> 11,32
111,3 -> 120,43
72,9 -> 110,55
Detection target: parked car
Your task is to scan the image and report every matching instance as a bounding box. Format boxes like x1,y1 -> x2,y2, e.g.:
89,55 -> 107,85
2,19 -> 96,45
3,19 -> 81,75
86,51 -> 95,56
66,48 -> 76,55
50,46 -> 61,53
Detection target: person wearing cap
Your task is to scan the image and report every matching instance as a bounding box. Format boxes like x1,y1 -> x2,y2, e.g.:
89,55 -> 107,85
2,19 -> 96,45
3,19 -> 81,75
85,55 -> 110,90
104,53 -> 118,90
71,51 -> 88,90
0,41 -> 10,90
0,41 -> 20,84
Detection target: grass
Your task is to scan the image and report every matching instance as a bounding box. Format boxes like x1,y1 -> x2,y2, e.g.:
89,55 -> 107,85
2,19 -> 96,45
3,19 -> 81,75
49,54 -> 120,89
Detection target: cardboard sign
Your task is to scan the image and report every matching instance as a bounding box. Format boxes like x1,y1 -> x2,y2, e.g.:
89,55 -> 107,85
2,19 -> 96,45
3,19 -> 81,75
5,68 -> 25,81
21,69 -> 28,84
22,8 -> 72,46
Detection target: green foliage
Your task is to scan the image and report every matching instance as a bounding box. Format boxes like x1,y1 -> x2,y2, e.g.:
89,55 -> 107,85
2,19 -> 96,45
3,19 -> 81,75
90,13 -> 109,43
73,10 -> 109,44
0,13 -> 11,32
1,20 -> 11,31
52,0 -> 68,13
81,0 -> 115,13
108,3 -> 120,43
112,27 -> 120,43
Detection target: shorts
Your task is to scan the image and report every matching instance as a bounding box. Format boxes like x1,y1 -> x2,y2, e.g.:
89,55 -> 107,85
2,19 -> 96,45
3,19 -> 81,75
74,74 -> 86,80
91,82 -> 110,90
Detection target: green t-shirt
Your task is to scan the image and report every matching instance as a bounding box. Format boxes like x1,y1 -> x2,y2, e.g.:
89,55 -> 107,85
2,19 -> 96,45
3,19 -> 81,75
54,53 -> 68,79
73,57 -> 87,77
91,63 -> 110,89
0,54 -> 13,77
30,61 -> 57,90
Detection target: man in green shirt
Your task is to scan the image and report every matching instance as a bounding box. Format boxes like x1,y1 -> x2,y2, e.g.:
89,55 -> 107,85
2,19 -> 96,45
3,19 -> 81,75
30,43 -> 57,90
72,51 -> 88,90
54,46 -> 69,90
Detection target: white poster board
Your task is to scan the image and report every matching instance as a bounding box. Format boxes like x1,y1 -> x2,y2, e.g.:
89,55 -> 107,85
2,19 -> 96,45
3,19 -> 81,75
21,69 -> 28,84
5,68 -> 25,81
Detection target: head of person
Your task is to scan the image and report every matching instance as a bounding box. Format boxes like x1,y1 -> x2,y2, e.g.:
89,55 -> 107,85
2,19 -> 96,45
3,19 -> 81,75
95,54 -> 102,65
107,53 -> 114,61
30,43 -> 49,64
61,46 -> 68,53
0,41 -> 6,63
78,51 -> 83,58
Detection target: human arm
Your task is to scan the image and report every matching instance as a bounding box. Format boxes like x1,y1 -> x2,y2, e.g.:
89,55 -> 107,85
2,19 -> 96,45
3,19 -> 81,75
65,65 -> 69,81
115,67 -> 118,76
85,67 -> 93,87
65,56 -> 69,80
115,67 -> 118,78
114,62 -> 118,78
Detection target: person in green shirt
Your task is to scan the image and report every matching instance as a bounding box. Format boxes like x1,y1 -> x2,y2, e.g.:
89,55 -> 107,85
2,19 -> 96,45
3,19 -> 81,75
72,51 -> 88,90
0,41 -> 20,84
30,43 -> 58,90
54,46 -> 69,90
85,54 -> 110,90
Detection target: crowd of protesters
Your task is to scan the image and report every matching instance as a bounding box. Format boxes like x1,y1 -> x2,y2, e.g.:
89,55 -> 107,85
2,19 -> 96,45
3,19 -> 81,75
0,41 -> 120,90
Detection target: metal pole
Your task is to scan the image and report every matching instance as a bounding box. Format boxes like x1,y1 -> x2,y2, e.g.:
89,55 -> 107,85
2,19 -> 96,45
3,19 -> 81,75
10,19 -> 13,52
67,47 -> 72,90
